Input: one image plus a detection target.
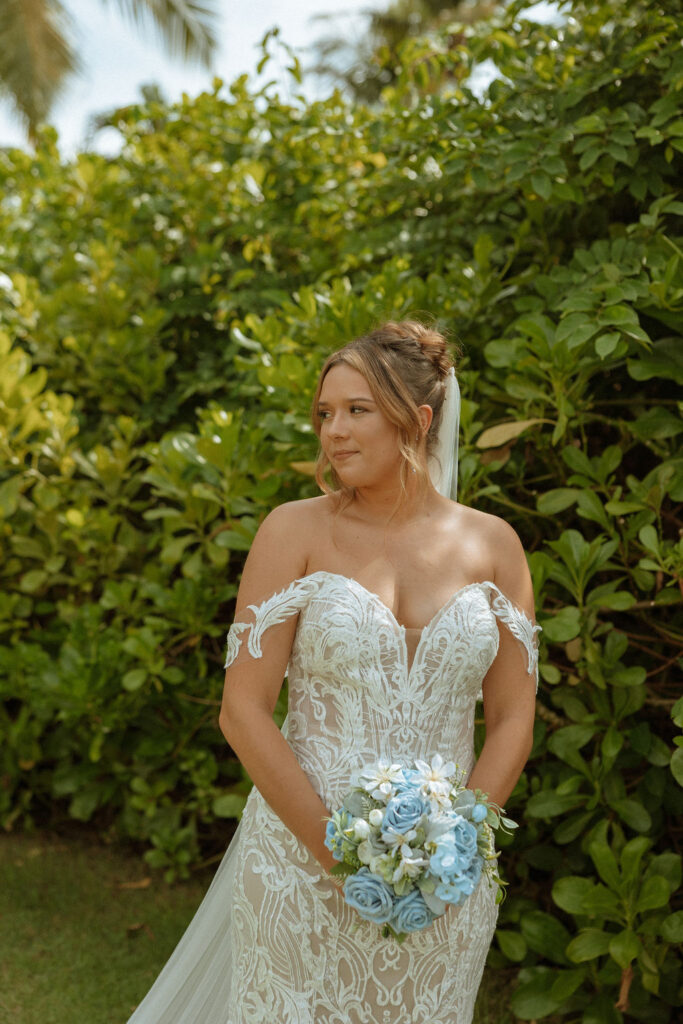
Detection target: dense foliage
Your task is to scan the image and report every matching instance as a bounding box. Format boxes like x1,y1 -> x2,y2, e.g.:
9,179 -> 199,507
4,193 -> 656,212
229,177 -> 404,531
1,0 -> 681,1019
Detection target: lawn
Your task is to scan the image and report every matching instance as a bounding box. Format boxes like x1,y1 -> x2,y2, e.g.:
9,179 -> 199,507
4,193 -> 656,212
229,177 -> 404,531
0,830 -> 208,1024
0,831 -> 514,1023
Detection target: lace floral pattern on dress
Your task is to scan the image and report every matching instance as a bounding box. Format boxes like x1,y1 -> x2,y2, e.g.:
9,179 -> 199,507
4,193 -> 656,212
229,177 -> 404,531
128,571 -> 540,1024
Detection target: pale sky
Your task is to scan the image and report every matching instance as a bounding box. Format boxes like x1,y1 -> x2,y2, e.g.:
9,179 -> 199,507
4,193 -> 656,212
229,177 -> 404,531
0,0 -> 374,158
0,1 -> 558,160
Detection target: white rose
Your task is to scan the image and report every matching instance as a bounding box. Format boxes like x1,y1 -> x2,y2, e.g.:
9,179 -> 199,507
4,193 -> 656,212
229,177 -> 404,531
369,808 -> 384,827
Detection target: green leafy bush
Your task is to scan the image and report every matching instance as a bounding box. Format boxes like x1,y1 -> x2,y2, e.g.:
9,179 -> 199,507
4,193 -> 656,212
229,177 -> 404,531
0,0 -> 681,1018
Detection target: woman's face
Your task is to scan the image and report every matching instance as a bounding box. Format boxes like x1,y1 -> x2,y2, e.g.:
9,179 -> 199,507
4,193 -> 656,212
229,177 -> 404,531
317,363 -> 402,490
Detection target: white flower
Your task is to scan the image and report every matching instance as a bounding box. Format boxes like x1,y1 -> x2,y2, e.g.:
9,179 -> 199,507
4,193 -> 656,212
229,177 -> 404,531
391,845 -> 429,883
424,812 -> 462,851
381,825 -> 417,850
353,818 -> 371,840
369,808 -> 384,827
412,754 -> 457,810
369,852 -> 396,882
357,840 -> 374,865
356,759 -> 405,803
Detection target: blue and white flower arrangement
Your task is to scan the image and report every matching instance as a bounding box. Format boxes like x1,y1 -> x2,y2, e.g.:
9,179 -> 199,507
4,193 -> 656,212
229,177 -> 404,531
324,754 -> 517,941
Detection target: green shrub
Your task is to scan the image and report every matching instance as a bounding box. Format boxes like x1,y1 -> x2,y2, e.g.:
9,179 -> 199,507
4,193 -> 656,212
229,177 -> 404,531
0,0 -> 681,1018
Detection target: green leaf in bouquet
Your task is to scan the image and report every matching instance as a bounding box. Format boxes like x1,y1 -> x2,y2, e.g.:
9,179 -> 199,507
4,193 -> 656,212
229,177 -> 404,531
329,861 -> 356,878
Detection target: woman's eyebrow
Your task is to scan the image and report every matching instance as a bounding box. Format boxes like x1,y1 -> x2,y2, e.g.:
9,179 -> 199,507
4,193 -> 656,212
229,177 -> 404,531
317,397 -> 376,406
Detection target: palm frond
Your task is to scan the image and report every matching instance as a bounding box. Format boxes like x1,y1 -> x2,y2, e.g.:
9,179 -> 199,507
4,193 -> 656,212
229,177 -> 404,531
101,0 -> 220,68
0,0 -> 82,134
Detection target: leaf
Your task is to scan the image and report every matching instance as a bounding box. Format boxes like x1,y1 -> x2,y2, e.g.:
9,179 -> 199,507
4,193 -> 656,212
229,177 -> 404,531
550,968 -> 586,1003
212,793 -> 247,819
671,747 -> 683,786
636,875 -> 670,913
0,476 -> 22,517
289,461 -> 318,476
661,911 -> 683,943
122,669 -> 148,692
19,569 -> 48,593
531,172 -> 552,200
566,928 -> 612,962
638,524 -> 660,554
548,724 -> 596,765
475,419 -> 544,449
553,810 -> 595,845
609,929 -> 640,968
595,332 -> 621,358
628,338 -> 683,385
552,876 -> 594,914
589,824 -> 622,891
610,798 -> 651,833
540,606 -> 581,642
526,791 -> 586,818
520,911 -> 571,964
497,930 -> 527,961
510,970 -> 563,1019
537,488 -> 580,514
619,836 -> 650,887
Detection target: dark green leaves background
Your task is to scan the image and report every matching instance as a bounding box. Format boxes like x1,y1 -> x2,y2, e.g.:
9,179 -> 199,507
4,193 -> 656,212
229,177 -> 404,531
0,1 -> 681,1019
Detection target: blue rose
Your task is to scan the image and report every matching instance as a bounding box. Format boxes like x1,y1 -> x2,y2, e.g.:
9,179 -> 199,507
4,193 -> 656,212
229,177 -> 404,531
391,888 -> 437,934
383,791 -> 428,834
451,816 -> 478,861
344,868 -> 395,925
430,817 -> 478,880
394,768 -> 421,792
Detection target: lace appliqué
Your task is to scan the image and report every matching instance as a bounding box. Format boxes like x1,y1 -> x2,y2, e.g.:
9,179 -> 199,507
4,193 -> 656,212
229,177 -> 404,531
483,581 -> 542,683
224,575 -> 321,666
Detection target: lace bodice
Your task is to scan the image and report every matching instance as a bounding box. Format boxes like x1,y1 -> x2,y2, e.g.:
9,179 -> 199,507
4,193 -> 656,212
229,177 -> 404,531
225,571 -> 539,809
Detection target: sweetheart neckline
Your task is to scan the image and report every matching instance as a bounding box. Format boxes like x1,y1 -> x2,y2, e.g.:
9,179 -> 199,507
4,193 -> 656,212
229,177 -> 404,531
298,570 -> 499,636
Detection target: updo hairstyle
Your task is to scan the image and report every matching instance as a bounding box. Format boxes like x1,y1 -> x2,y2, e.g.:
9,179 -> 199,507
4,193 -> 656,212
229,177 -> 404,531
311,319 -> 455,499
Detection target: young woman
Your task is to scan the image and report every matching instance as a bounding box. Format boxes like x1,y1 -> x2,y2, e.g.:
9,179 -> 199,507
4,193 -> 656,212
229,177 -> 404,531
127,320 -> 539,1024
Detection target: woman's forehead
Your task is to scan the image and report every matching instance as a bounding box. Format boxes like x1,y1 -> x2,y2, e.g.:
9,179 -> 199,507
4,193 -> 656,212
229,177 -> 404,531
319,363 -> 374,401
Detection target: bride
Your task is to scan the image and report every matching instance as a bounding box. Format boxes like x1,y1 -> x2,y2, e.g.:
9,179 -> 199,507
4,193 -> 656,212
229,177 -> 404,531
127,320 -> 539,1024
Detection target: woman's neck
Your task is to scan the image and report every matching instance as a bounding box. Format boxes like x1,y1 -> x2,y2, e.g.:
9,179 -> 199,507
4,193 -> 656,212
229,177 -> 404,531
347,477 -> 438,527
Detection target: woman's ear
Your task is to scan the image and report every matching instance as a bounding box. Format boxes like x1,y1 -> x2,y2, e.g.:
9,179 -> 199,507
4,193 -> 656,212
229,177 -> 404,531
418,403 -> 433,435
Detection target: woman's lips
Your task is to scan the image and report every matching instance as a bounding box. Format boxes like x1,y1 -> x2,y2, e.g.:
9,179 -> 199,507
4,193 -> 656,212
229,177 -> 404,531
332,451 -> 358,461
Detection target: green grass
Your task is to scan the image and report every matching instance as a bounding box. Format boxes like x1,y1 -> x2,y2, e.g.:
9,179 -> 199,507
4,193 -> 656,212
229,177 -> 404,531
0,830 -> 513,1023
0,830 -> 208,1024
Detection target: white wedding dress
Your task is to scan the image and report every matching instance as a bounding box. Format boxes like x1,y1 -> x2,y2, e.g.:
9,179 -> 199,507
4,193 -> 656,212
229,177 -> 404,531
127,570 -> 539,1024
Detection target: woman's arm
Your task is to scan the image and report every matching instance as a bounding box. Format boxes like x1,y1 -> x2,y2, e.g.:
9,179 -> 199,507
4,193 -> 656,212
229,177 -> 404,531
219,502 -> 337,874
466,518 -> 537,808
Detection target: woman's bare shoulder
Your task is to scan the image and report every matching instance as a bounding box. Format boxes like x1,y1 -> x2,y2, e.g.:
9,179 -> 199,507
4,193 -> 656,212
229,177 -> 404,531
262,494 -> 334,542
449,503 -> 532,601
235,496 -> 333,610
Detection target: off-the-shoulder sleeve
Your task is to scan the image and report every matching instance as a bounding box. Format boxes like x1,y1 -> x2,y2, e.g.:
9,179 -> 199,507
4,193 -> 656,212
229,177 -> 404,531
223,576 -> 320,668
482,581 -> 542,686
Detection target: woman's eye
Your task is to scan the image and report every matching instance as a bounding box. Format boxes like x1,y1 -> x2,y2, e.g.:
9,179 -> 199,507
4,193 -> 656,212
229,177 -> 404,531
351,406 -> 367,414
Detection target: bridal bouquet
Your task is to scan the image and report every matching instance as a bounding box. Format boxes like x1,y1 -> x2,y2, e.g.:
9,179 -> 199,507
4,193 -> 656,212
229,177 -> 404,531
324,755 -> 517,941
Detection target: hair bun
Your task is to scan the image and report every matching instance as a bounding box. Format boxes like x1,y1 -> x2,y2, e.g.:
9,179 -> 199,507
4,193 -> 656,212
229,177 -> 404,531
411,323 -> 453,381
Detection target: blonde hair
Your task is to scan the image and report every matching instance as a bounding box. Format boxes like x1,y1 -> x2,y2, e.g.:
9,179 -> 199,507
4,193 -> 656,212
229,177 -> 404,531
311,320 -> 456,503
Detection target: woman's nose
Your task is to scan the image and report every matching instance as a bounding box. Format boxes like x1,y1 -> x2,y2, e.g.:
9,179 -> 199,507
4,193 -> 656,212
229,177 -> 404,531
328,412 -> 349,438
